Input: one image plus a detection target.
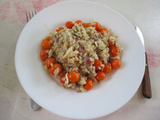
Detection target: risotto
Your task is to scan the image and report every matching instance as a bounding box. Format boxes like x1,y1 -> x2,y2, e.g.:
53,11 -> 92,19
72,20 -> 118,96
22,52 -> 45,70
40,20 -> 123,92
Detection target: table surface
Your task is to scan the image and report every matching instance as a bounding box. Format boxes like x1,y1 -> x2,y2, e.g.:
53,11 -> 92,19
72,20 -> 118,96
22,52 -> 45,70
0,0 -> 160,120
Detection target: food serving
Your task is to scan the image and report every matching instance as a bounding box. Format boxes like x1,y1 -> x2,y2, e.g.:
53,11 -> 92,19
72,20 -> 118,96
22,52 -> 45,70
40,20 -> 123,92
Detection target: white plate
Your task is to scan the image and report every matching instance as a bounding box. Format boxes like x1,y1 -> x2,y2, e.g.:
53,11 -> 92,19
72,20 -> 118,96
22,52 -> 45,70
15,1 -> 145,119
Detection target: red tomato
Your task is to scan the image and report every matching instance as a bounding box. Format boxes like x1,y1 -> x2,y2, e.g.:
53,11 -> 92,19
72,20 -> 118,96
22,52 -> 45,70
40,50 -> 48,61
110,46 -> 120,56
93,22 -> 102,32
44,58 -> 56,69
108,39 -> 115,47
75,20 -> 82,24
49,64 -> 63,75
65,21 -> 74,29
41,38 -> 53,50
84,79 -> 94,90
68,71 -> 80,83
60,75 -> 66,84
111,58 -> 121,69
96,71 -> 106,81
83,23 -> 92,28
103,63 -> 112,73
56,27 -> 63,32
93,60 -> 103,70
100,28 -> 109,35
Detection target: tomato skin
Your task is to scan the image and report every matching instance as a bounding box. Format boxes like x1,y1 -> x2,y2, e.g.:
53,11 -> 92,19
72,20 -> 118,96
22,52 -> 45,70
93,22 -> 102,32
103,63 -> 112,73
110,46 -> 120,56
96,71 -> 106,81
111,58 -> 121,69
84,79 -> 94,90
60,75 -> 66,84
41,38 -> 53,50
44,58 -> 56,69
40,50 -> 48,61
49,64 -> 63,75
56,27 -> 63,32
100,28 -> 109,35
83,23 -> 92,28
68,71 -> 80,83
75,20 -> 82,24
93,60 -> 103,70
65,21 -> 74,29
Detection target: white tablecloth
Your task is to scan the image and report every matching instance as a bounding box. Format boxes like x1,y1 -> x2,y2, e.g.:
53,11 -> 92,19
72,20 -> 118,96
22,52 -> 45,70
0,0 -> 160,120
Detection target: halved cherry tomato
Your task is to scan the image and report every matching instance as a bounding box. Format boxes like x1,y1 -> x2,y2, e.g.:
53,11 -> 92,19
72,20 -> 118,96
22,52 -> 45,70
40,50 -> 48,61
68,71 -> 80,83
65,21 -> 74,29
103,63 -> 112,73
60,75 -> 66,84
93,22 -> 102,32
56,27 -> 63,32
84,79 -> 94,90
75,20 -> 82,24
100,28 -> 109,35
49,64 -> 63,75
110,46 -> 120,56
111,58 -> 121,69
44,58 -> 56,69
93,60 -> 103,70
41,38 -> 53,50
96,71 -> 106,81
83,23 -> 92,28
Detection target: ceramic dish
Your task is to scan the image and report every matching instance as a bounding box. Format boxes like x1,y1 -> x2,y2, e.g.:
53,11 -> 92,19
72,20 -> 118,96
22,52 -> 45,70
15,1 -> 145,119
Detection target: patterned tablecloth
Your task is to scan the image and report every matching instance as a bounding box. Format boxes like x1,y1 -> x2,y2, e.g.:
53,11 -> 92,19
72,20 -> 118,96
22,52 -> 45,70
0,0 -> 160,120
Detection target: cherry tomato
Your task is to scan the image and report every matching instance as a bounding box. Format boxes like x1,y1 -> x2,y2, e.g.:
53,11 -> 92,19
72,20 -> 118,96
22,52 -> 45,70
65,21 -> 74,29
111,58 -> 121,69
96,71 -> 106,81
60,75 -> 66,84
93,22 -> 102,32
56,27 -> 63,32
68,71 -> 80,83
83,23 -> 92,28
93,60 -> 103,70
108,39 -> 115,47
49,64 -> 63,76
103,63 -> 112,73
44,58 -> 56,69
100,28 -> 109,35
84,79 -> 94,90
75,20 -> 82,24
110,46 -> 120,56
41,38 -> 53,50
40,50 -> 48,61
